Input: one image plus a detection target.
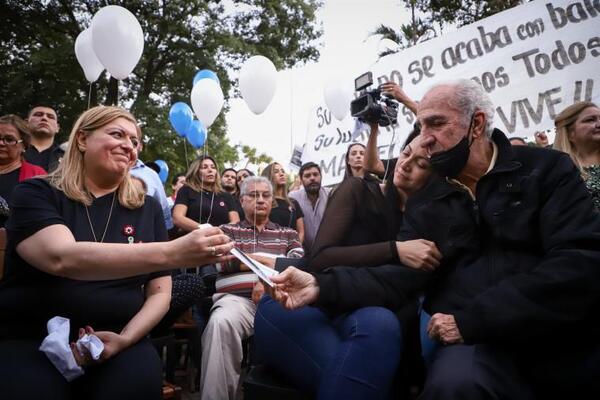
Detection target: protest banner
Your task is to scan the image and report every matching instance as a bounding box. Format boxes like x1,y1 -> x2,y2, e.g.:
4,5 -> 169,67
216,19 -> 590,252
302,0 -> 600,186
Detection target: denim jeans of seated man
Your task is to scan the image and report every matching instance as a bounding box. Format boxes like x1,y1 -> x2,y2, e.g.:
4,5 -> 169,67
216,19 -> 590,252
419,308 -> 439,367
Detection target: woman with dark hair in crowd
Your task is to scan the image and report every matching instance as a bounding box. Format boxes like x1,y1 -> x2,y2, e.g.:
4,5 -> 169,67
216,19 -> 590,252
236,168 -> 254,186
0,115 -> 46,227
172,155 -> 239,232
261,162 -> 305,243
343,142 -> 366,179
554,101 -> 600,210
255,130 -> 440,400
0,106 -> 233,399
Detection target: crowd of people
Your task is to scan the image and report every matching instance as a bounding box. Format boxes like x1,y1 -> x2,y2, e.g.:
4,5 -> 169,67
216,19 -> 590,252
0,78 -> 599,400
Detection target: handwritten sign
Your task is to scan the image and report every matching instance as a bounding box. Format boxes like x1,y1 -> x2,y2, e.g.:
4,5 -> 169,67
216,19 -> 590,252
302,0 -> 600,186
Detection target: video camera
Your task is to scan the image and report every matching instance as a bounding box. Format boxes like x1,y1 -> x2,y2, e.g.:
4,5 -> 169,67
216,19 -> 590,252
350,72 -> 398,127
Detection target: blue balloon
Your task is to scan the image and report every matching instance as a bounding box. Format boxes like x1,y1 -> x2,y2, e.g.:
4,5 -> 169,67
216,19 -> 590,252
186,120 -> 207,149
193,69 -> 220,87
169,102 -> 193,137
154,159 -> 169,184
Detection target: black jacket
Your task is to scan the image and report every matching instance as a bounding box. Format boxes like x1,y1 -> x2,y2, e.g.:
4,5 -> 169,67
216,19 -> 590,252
403,130 -> 600,347
316,130 -> 600,347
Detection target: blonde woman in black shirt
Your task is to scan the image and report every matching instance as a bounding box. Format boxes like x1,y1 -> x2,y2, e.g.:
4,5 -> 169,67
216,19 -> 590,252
0,106 -> 233,400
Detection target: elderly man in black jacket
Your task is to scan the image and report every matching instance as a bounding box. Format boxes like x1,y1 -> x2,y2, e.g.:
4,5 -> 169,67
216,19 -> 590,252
269,79 -> 600,398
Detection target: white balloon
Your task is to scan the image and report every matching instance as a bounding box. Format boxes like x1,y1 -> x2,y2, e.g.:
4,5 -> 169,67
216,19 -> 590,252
323,79 -> 353,121
91,5 -> 144,80
239,55 -> 277,114
74,29 -> 104,83
190,79 -> 224,128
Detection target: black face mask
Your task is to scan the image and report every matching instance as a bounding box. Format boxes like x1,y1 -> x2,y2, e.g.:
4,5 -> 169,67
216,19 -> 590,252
429,114 -> 475,178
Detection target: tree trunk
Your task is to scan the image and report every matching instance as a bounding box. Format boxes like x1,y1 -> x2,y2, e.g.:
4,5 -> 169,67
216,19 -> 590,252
107,77 -> 119,106
90,82 -> 98,108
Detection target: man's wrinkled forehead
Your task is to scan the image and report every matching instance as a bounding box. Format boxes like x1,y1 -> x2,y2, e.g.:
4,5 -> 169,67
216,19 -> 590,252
250,181 -> 271,192
417,86 -> 461,123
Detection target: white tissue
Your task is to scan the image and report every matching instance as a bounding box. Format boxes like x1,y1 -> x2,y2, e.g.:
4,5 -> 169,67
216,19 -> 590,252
39,316 -> 104,381
76,334 -> 104,361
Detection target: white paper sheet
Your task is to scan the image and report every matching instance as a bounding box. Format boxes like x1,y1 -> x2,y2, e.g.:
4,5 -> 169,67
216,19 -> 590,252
230,248 -> 279,287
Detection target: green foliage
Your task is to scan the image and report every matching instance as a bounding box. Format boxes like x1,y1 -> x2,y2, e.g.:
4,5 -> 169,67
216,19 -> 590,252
239,144 -> 273,169
370,0 -> 523,59
423,0 -> 524,27
0,0 -> 321,177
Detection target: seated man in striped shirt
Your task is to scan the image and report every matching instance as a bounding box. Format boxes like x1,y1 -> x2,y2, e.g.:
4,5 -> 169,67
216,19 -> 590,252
200,176 -> 304,400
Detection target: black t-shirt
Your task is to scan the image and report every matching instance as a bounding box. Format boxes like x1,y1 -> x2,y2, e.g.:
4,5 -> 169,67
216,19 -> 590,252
24,144 -> 60,172
269,197 -> 304,230
232,195 -> 245,222
0,168 -> 20,204
175,185 -> 237,226
0,178 -> 169,341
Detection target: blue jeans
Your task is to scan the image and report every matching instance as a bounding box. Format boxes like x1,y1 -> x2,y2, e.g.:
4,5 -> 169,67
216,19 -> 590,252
419,308 -> 439,367
254,296 -> 402,400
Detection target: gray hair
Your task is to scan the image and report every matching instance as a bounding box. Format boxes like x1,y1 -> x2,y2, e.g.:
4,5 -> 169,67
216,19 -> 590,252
239,176 -> 273,196
432,79 -> 495,137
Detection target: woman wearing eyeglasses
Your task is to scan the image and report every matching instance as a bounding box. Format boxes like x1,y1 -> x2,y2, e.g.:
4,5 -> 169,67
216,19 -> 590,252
0,114 -> 47,227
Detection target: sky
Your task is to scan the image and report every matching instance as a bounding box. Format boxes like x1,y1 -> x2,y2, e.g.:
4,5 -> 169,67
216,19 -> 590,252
224,0 -> 412,171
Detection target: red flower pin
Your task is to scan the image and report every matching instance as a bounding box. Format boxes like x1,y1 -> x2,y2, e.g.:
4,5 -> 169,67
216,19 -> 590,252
122,224 -> 135,236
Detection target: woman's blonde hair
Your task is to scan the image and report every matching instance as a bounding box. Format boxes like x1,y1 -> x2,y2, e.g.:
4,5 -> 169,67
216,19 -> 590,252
553,101 -> 598,175
261,162 -> 291,207
48,106 -> 145,209
185,155 -> 222,193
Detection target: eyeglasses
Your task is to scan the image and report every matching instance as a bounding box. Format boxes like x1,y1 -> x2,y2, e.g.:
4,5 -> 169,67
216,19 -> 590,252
244,192 -> 272,200
0,136 -> 23,146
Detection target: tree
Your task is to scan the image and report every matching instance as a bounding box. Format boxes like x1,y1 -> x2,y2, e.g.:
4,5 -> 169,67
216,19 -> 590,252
0,0 -> 321,175
422,0 -> 524,27
370,0 -> 523,58
239,144 -> 273,169
370,0 -> 438,58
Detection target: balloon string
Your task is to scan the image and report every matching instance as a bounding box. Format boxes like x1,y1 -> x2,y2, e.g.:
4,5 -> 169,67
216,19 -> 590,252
289,70 -> 294,156
198,144 -> 204,225
183,140 -> 189,170
198,132 -> 209,226
87,83 -> 92,109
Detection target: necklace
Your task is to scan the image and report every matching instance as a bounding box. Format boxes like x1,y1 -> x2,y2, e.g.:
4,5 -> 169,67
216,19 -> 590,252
199,189 -> 215,225
84,191 -> 116,243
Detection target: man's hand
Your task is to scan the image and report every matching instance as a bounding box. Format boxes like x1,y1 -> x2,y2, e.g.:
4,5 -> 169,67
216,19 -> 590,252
267,267 -> 319,310
427,313 -> 464,345
396,239 -> 442,271
252,281 -> 265,304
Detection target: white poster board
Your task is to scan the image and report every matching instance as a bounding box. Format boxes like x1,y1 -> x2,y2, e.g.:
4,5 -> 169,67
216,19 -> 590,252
302,0 -> 600,186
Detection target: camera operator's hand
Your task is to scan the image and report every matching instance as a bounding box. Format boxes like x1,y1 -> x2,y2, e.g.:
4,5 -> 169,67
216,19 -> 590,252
381,82 -> 418,114
368,122 -> 379,135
